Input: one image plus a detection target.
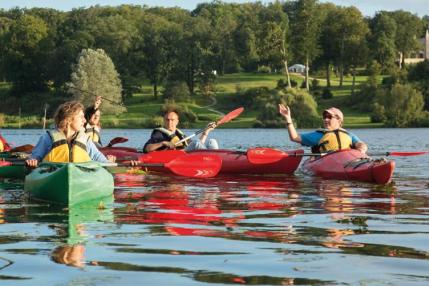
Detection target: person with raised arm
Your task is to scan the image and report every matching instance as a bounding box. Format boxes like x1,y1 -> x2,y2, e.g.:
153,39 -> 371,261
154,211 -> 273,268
278,104 -> 367,154
26,101 -> 115,167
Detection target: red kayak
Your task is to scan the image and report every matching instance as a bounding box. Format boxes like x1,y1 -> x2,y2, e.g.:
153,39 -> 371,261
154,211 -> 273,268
101,147 -> 303,175
302,149 -> 395,184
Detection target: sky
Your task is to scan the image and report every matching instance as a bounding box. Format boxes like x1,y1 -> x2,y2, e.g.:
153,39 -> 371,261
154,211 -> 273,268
0,0 -> 427,17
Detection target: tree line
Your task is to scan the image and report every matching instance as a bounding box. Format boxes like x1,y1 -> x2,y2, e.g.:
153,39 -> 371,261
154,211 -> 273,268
0,0 -> 428,126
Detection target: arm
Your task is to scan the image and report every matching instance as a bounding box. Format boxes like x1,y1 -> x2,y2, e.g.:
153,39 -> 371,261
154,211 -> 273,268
94,96 -> 102,109
199,122 -> 216,145
278,104 -> 302,144
144,141 -> 174,153
350,133 -> 368,155
87,140 -> 114,162
26,133 -> 52,166
143,130 -> 174,153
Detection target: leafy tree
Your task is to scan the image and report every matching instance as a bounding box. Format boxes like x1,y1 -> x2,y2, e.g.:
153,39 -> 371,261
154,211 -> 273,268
368,12 -> 397,72
289,0 -> 322,90
389,10 -> 424,69
2,14 -> 49,93
257,2 -> 291,86
281,88 -> 319,127
139,13 -> 183,99
68,48 -> 125,114
193,2 -> 238,75
162,80 -> 191,102
408,60 -> 429,110
253,87 -> 319,128
373,83 -> 424,127
316,2 -> 338,87
0,16 -> 14,81
322,6 -> 368,88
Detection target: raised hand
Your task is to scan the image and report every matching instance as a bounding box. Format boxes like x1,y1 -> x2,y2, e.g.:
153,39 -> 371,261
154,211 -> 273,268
94,96 -> 102,109
278,104 -> 292,122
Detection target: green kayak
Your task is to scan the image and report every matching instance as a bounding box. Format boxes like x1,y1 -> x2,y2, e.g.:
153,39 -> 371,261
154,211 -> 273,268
0,164 -> 27,179
0,152 -> 30,179
24,162 -> 114,206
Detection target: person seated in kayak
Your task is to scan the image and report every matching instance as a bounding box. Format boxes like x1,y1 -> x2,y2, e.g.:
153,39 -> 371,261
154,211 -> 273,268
84,96 -> 102,148
278,104 -> 368,154
143,108 -> 219,153
26,100 -> 115,167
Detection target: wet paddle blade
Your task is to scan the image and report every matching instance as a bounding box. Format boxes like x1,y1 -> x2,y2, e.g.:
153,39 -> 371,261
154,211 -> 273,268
0,161 -> 13,167
247,148 -> 288,164
10,144 -> 34,153
107,137 -> 128,147
370,151 -> 429,157
165,154 -> 222,178
217,107 -> 244,125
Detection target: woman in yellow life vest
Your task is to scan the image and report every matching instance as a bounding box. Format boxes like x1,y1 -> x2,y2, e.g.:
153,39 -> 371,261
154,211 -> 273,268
278,104 -> 368,154
26,101 -> 115,167
143,108 -> 219,153
84,96 -> 102,148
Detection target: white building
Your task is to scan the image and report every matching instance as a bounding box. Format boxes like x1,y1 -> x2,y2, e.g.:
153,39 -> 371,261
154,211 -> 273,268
288,64 -> 307,73
403,29 -> 429,65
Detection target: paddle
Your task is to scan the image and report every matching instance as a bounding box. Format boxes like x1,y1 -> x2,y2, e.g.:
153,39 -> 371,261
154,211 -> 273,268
68,86 -> 125,107
175,107 -> 244,146
9,144 -> 34,153
6,153 -> 222,178
104,153 -> 222,178
247,147 -> 429,164
106,137 -> 128,147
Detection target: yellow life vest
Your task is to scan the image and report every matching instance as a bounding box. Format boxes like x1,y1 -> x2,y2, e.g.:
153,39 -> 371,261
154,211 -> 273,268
84,123 -> 102,147
0,140 -> 3,152
155,127 -> 189,149
43,130 -> 91,163
316,128 -> 352,153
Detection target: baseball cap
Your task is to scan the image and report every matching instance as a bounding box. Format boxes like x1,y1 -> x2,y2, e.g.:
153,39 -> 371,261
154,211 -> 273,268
323,107 -> 343,121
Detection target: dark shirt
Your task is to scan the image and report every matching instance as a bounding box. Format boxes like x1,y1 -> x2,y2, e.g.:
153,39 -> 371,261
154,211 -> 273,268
143,129 -> 186,153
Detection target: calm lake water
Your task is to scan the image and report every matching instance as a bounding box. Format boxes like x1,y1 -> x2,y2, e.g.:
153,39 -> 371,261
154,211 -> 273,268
0,128 -> 428,285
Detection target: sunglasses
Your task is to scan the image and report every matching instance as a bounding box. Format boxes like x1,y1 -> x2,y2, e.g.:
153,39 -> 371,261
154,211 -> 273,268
323,114 -> 337,120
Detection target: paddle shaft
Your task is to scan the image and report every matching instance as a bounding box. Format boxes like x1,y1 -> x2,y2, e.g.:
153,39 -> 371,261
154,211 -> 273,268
103,162 -> 166,168
68,86 -> 124,106
175,107 -> 244,146
175,124 -> 213,146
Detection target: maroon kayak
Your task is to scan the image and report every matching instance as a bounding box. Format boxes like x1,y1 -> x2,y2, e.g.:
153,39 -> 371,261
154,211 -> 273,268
302,149 -> 395,184
101,147 -> 303,175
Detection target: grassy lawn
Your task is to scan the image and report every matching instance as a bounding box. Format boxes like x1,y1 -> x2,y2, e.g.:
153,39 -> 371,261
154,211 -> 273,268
0,72 -> 381,128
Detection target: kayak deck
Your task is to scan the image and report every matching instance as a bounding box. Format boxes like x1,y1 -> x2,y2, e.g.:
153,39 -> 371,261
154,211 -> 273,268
302,149 -> 395,184
101,147 -> 304,175
24,162 -> 114,205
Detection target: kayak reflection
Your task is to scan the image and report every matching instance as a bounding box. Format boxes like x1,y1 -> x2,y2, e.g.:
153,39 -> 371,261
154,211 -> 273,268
50,196 -> 114,268
114,174 -> 301,243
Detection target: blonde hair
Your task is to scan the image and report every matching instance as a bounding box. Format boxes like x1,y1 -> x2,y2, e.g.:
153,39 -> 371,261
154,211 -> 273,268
54,101 -> 84,129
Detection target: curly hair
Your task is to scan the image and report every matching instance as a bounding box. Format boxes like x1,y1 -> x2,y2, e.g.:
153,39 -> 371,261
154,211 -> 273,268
54,101 -> 84,130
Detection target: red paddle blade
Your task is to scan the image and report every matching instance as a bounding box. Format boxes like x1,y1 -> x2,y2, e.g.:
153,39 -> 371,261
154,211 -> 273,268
388,151 -> 429,156
247,148 -> 288,164
0,161 -> 12,167
140,150 -> 186,163
165,154 -> 222,178
217,107 -> 244,125
10,144 -> 34,153
107,137 -> 128,147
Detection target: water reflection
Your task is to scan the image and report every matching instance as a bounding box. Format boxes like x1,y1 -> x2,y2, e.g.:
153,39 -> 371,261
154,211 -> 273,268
0,167 -> 428,284
114,174 -> 301,243
50,196 -> 114,268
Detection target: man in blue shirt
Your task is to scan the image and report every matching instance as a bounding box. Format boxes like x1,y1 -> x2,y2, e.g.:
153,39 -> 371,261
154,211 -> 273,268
278,104 -> 367,154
